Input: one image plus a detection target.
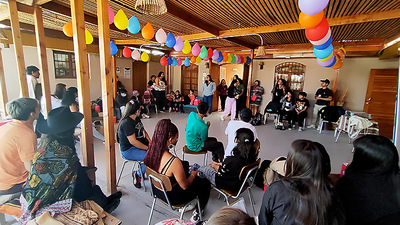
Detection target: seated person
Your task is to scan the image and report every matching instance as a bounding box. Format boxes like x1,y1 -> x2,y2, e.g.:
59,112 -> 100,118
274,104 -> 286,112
131,90 -> 149,119
144,119 -> 210,222
198,128 -> 257,191
0,98 -> 39,205
20,107 -> 121,222
294,91 -> 309,131
186,102 -> 224,163
279,91 -> 295,130
117,100 -> 151,188
335,135 -> 400,225
174,90 -> 184,112
116,88 -> 129,114
207,207 -> 256,225
167,91 -> 176,112
188,89 -> 196,105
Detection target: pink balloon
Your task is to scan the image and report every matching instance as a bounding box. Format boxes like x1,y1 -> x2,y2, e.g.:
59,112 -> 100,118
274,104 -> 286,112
236,55 -> 241,63
192,43 -> 200,56
108,5 -> 114,25
212,50 -> 219,60
177,57 -> 182,66
131,49 -> 140,60
155,28 -> 167,44
174,36 -> 184,52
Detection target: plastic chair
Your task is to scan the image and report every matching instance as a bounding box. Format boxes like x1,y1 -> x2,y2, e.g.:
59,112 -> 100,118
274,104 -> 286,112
212,158 -> 261,216
182,145 -> 208,166
143,94 -> 158,115
117,156 -> 146,192
145,166 -> 202,225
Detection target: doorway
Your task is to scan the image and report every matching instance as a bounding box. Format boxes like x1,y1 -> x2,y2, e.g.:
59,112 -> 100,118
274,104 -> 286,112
181,64 -> 199,95
364,69 -> 398,139
209,62 -> 220,112
132,61 -> 147,96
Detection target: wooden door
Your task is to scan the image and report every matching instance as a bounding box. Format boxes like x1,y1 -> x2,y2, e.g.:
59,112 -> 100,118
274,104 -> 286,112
240,64 -> 250,110
209,62 -> 220,112
132,61 -> 147,96
364,69 -> 398,139
181,64 -> 198,95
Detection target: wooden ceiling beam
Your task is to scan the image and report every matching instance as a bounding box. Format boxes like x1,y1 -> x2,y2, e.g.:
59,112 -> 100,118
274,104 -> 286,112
34,0 -> 53,5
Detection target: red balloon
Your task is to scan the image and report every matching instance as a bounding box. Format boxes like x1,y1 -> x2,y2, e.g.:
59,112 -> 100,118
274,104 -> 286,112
207,48 -> 213,58
160,56 -> 168,66
240,56 -> 245,63
123,46 -> 131,58
305,18 -> 330,41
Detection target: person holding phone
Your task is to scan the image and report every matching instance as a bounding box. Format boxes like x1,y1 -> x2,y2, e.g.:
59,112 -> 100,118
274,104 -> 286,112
197,128 -> 257,191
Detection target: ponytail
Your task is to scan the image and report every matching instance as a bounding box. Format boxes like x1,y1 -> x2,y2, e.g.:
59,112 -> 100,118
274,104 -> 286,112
232,128 -> 256,163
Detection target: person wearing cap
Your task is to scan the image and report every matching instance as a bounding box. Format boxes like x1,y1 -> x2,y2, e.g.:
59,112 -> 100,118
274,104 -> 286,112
25,65 -> 40,99
294,92 -> 310,131
224,108 -> 258,157
308,79 -> 333,129
0,98 -> 39,205
20,106 -> 121,219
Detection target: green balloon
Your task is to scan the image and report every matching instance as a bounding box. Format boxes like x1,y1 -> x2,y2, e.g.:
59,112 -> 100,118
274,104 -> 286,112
230,54 -> 236,64
199,46 -> 208,59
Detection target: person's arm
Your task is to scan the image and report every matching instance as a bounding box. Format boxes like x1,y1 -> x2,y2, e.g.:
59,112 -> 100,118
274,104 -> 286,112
70,103 -> 78,112
171,158 -> 197,190
200,124 -> 209,142
144,129 -> 151,143
24,161 -> 32,171
211,82 -> 216,94
127,133 -> 148,150
154,78 -> 165,89
259,87 -> 265,95
210,161 -> 222,171
280,96 -> 286,103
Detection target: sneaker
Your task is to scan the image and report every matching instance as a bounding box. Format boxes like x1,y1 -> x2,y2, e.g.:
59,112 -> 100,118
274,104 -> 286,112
220,115 -> 224,121
143,114 -> 150,118
132,171 -> 141,188
190,211 -> 200,223
169,108 -> 172,112
179,202 -> 196,213
307,124 -> 316,128
288,127 -> 292,130
298,127 -> 303,132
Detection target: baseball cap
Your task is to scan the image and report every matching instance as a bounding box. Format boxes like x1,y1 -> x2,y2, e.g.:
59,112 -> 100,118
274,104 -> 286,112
320,79 -> 330,85
240,108 -> 252,122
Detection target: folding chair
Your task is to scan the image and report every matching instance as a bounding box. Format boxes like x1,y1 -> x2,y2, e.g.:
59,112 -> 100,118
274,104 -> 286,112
212,158 -> 261,216
182,145 -> 208,166
117,156 -> 146,191
145,166 -> 202,225
144,94 -> 158,115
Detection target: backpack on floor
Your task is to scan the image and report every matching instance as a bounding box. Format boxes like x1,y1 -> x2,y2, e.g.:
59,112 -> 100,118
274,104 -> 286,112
251,112 -> 262,126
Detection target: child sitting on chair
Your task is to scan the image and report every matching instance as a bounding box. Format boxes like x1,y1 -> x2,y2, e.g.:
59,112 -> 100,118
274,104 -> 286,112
174,90 -> 184,112
294,91 -> 309,132
197,128 -> 257,191
167,91 -> 175,112
188,89 -> 196,105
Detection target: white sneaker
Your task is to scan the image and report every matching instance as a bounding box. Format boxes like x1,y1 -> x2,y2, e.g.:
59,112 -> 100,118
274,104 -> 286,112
307,124 -> 316,128
220,115 -> 224,121
169,108 -> 172,112
288,127 -> 292,130
298,127 -> 303,132
190,211 -> 200,223
179,202 -> 196,213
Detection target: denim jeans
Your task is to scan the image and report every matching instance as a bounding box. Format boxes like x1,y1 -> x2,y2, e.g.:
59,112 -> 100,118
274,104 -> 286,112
203,95 -> 213,113
198,165 -> 216,186
120,146 -> 147,177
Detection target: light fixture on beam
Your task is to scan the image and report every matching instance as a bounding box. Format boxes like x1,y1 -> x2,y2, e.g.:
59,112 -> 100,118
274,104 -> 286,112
255,34 -> 266,57
135,0 -> 167,15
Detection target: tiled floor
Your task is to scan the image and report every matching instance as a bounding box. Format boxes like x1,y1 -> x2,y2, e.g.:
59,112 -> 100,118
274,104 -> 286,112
88,111 -> 354,224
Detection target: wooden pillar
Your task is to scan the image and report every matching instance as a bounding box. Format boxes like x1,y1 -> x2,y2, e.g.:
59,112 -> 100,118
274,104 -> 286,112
112,56 -> 117,98
246,50 -> 254,107
34,6 -> 51,116
331,69 -> 339,106
97,0 -> 116,194
0,49 -> 8,118
70,0 -> 95,173
8,0 -> 28,97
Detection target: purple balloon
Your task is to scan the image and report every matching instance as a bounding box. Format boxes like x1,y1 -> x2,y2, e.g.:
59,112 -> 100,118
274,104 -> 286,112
317,56 -> 335,67
299,0 -> 329,15
326,56 -> 337,68
212,50 -> 219,60
174,36 -> 184,52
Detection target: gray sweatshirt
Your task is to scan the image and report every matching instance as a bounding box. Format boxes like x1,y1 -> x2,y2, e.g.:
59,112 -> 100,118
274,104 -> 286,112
203,81 -> 216,96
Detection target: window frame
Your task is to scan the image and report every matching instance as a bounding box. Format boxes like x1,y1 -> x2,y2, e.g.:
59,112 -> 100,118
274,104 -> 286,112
274,62 -> 306,94
53,50 -> 76,79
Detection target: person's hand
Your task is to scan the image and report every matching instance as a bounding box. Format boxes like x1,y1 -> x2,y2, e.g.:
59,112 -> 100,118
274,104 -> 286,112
206,121 -> 211,127
190,170 -> 198,177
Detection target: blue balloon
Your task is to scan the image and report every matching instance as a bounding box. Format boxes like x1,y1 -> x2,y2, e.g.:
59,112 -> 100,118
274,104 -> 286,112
184,57 -> 190,66
110,41 -> 118,55
216,51 -> 223,62
245,56 -> 252,65
172,58 -> 177,66
127,16 -> 140,34
314,44 -> 333,59
165,33 -> 176,48
167,57 -> 172,65
325,56 -> 337,68
314,36 -> 332,50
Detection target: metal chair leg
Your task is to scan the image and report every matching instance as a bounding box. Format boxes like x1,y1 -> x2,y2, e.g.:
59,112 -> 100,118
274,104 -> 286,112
138,161 -> 146,192
203,152 -> 208,166
117,160 -> 128,186
147,198 -> 157,225
248,189 -> 256,216
224,195 -> 230,205
196,198 -> 203,221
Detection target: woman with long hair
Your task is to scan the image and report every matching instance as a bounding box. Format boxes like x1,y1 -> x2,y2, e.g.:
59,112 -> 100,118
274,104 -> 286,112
220,79 -> 238,121
259,140 -> 343,225
218,79 -> 228,111
279,91 -> 296,130
144,119 -> 210,220
234,77 -> 245,119
153,71 -> 167,112
203,74 -> 216,114
117,100 -> 151,189
250,80 -> 264,116
335,135 -> 400,224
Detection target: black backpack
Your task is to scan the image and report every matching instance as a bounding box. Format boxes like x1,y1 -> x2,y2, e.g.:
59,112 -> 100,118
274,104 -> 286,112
251,112 -> 262,126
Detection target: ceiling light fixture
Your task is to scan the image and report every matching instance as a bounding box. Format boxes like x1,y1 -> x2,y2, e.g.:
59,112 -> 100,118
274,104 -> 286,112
135,0 -> 167,15
255,34 -> 266,57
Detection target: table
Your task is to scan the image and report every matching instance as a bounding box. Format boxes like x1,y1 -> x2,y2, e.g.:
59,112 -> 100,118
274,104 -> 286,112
334,115 -> 379,143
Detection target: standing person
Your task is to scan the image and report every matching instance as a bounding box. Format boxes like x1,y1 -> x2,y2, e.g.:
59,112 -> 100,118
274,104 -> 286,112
224,108 -> 258,157
235,77 -> 245,119
40,83 -> 66,116
335,135 -> 400,225
308,79 -> 333,129
294,92 -> 309,131
279,91 -> 296,130
266,79 -> 289,113
148,75 -> 156,97
0,98 -> 39,205
221,79 -> 238,121
153,71 -> 167,112
203,74 -> 216,114
218,79 -> 228,111
117,100 -> 151,188
186,102 -> 225,163
258,140 -> 344,225
249,80 -> 264,116
144,119 -> 211,222
25,66 -> 40,99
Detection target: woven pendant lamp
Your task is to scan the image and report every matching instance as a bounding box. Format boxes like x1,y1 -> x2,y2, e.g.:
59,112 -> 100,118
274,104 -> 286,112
256,46 -> 266,57
135,0 -> 167,15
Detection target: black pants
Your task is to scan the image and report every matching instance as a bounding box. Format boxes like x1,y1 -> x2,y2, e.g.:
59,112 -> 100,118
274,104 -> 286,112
279,110 -> 294,126
202,137 -> 224,162
295,111 -> 308,127
154,90 -> 166,111
220,95 -> 227,111
235,95 -> 246,118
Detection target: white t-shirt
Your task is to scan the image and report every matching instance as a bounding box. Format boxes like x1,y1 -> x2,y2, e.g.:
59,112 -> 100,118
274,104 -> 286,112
224,120 -> 258,157
26,75 -> 38,99
40,95 -> 62,114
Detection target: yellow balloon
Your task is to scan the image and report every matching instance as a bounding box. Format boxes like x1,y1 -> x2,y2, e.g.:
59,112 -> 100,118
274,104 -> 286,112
141,52 -> 149,62
227,54 -> 232,63
196,55 -> 202,63
85,30 -> 93,45
114,9 -> 129,30
319,52 -> 333,61
182,40 -> 192,54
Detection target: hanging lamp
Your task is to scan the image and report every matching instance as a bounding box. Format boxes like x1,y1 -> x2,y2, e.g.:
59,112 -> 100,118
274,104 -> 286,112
135,0 -> 167,15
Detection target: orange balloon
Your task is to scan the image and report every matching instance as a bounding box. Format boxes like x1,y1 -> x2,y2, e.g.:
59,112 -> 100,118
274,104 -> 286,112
142,23 -> 154,40
299,11 -> 324,29
332,57 -> 343,70
222,53 -> 228,62
63,22 -> 73,37
190,56 -> 196,63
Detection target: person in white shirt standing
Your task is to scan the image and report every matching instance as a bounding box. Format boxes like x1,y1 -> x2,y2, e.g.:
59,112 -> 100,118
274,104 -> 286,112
224,108 -> 258,157
40,83 -> 66,114
26,66 -> 40,99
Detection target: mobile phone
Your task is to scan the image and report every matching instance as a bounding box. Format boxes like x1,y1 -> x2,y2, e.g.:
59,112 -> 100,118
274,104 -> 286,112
189,163 -> 200,174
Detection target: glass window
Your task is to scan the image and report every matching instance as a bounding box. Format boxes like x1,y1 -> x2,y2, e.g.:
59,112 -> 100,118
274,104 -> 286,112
274,62 -> 306,95
53,50 -> 76,79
